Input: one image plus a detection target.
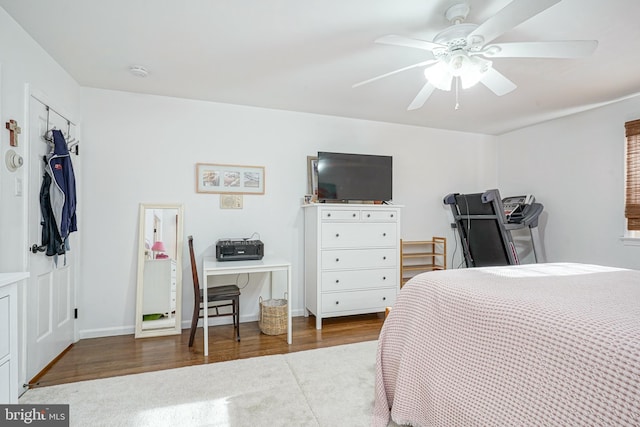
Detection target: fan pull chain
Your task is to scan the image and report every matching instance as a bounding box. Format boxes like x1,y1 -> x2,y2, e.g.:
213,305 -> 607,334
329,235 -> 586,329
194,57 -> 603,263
455,77 -> 460,110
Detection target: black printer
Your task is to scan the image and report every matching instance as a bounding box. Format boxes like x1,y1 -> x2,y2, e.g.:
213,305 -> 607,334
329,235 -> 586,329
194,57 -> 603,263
216,239 -> 264,261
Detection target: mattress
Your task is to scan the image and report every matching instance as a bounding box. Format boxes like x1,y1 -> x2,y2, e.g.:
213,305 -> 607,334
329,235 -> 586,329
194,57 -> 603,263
372,263 -> 640,427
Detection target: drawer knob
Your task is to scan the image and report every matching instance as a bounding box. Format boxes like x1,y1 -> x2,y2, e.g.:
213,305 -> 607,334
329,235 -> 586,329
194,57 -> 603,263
335,279 -> 340,284
327,213 -> 331,217
383,297 -> 386,301
383,232 -> 386,236
383,256 -> 386,260
383,276 -> 386,280
352,213 -> 356,217
335,258 -> 340,262
335,233 -> 340,237
335,301 -> 340,305
390,214 -> 394,218
367,214 -> 371,217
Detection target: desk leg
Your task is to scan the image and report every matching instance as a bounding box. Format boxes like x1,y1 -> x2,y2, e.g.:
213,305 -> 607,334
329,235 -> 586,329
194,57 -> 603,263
203,283 -> 208,357
287,266 -> 292,344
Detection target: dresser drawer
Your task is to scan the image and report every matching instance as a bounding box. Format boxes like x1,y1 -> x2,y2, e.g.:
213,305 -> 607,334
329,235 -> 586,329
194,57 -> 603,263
361,209 -> 398,222
321,248 -> 396,270
321,268 -> 396,291
321,222 -> 396,248
321,288 -> 396,314
322,210 -> 360,221
0,295 -> 8,360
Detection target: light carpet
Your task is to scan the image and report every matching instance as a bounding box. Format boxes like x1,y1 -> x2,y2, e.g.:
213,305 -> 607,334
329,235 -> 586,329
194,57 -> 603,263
20,340 -> 387,427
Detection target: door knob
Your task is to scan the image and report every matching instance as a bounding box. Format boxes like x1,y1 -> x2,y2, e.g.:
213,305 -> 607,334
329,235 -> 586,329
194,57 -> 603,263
30,244 -> 45,254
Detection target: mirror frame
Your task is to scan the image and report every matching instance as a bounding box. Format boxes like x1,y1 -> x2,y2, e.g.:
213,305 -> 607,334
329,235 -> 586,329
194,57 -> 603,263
135,202 -> 184,338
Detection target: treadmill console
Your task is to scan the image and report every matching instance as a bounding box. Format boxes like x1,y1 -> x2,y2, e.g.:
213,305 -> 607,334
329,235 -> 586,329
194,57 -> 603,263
502,195 -> 534,222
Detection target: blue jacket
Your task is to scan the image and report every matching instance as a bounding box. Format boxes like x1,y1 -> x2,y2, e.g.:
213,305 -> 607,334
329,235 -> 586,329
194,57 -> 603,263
47,129 -> 77,241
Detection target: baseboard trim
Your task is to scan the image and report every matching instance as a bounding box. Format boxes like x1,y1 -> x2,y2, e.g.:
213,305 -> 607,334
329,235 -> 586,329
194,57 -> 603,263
78,326 -> 135,339
79,309 -> 306,339
26,343 -> 74,389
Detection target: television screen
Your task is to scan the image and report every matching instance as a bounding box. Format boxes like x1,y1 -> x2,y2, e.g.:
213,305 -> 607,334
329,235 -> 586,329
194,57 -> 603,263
317,152 -> 392,202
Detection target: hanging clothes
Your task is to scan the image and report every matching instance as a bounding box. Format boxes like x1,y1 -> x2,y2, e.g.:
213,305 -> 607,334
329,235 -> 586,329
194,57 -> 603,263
47,129 -> 77,240
39,161 -> 64,256
38,129 -> 77,257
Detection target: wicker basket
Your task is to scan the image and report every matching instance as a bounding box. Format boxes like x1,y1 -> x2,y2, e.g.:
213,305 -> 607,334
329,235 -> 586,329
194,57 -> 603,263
259,294 -> 288,336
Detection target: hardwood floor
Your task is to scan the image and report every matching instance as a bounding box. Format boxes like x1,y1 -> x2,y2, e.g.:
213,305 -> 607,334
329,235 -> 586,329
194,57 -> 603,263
30,314 -> 385,388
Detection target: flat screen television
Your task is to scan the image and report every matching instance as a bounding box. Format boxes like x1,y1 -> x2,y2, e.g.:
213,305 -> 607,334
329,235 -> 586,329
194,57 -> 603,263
317,151 -> 392,202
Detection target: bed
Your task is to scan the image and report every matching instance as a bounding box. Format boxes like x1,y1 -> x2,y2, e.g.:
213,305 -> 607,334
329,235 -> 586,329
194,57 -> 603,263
373,263 -> 640,427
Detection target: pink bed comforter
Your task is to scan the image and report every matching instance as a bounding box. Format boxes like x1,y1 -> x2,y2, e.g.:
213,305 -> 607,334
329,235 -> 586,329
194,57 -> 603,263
372,263 -> 640,427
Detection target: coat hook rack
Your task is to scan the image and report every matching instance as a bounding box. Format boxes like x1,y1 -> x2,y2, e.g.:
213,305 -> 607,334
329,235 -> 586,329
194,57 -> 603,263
43,106 -> 80,155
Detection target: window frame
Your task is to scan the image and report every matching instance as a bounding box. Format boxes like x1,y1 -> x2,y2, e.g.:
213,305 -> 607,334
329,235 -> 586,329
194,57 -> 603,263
624,119 -> 640,240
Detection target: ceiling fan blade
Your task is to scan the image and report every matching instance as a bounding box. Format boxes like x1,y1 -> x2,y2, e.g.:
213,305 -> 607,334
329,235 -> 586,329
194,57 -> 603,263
352,59 -> 437,88
467,0 -> 561,46
375,35 -> 443,54
407,82 -> 437,110
480,68 -> 517,96
484,40 -> 598,58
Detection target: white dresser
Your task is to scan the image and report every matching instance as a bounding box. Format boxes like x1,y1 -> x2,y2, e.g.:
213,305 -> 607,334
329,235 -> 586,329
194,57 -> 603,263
303,204 -> 401,329
0,272 -> 28,404
142,259 -> 177,317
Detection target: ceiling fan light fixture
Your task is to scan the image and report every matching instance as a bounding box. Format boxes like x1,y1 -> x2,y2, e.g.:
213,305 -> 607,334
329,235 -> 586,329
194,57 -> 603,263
425,52 -> 491,91
460,56 -> 492,89
423,61 -> 453,91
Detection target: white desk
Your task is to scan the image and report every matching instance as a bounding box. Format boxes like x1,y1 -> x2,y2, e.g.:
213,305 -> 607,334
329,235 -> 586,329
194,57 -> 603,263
202,256 -> 292,356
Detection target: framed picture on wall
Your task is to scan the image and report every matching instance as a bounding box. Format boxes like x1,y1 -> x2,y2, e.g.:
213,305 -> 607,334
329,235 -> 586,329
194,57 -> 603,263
196,163 -> 265,194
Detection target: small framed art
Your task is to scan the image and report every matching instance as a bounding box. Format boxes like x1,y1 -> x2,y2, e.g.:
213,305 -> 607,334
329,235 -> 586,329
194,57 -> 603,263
196,163 -> 265,194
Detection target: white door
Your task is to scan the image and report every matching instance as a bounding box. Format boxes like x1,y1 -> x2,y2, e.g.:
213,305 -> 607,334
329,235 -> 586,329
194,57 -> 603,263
25,95 -> 78,384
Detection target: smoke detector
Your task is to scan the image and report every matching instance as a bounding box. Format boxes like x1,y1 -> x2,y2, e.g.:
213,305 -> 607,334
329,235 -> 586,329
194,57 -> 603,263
129,65 -> 149,78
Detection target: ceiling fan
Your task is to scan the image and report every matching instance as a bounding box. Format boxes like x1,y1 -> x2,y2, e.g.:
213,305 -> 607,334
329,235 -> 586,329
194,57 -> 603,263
353,0 -> 598,110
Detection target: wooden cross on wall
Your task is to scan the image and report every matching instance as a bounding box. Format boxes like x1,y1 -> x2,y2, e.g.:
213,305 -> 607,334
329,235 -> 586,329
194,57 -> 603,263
5,120 -> 21,147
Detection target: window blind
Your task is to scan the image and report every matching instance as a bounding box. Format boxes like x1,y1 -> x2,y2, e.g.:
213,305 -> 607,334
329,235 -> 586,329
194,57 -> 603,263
625,119 -> 640,230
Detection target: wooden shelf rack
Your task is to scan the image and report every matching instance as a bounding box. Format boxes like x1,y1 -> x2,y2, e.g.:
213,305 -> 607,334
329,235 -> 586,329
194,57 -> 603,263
400,237 -> 446,287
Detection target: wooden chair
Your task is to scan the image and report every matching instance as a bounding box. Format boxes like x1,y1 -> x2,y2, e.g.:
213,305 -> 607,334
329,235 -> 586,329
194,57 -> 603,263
188,235 -> 241,347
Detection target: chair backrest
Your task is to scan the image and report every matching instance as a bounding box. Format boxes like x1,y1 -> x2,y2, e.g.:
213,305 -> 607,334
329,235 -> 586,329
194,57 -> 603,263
187,235 -> 200,300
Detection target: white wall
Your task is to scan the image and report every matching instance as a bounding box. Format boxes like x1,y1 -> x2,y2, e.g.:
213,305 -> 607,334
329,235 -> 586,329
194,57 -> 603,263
496,94 -> 640,269
78,87 -> 492,337
0,8 -> 81,271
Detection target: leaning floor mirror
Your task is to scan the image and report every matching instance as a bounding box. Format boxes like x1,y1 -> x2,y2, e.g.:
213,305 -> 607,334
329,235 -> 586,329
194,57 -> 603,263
135,203 -> 184,338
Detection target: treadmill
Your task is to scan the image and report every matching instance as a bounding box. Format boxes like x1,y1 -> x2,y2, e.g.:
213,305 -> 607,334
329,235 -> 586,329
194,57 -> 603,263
443,189 -> 544,268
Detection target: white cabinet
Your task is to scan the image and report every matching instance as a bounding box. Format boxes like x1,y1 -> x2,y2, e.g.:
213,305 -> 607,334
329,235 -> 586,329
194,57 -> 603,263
0,272 -> 28,404
304,204 -> 401,329
142,259 -> 177,317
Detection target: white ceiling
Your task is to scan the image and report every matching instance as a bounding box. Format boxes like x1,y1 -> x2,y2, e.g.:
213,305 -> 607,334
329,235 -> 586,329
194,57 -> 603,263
2,0 -> 640,135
